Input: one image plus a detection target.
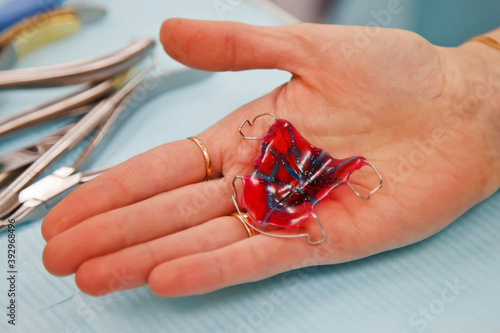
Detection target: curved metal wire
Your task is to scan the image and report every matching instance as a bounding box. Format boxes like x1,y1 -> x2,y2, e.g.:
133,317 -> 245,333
346,160 -> 383,200
232,176 -> 326,245
238,113 -> 279,141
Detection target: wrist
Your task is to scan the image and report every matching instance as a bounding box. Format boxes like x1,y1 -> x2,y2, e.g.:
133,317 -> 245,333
437,28 -> 500,193
457,28 -> 500,117
457,29 -> 500,88
463,28 -> 500,191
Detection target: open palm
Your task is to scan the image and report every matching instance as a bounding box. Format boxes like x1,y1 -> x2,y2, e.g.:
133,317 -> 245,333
42,19 -> 500,297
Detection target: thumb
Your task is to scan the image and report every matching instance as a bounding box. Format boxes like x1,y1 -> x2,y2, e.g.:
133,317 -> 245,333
159,18 -> 307,73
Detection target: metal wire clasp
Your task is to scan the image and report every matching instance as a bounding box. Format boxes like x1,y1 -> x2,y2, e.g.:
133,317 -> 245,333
238,113 -> 279,141
346,161 -> 383,200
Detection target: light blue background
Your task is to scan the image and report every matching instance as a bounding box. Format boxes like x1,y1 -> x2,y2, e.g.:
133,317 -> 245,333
326,0 -> 500,47
1,1 -> 499,332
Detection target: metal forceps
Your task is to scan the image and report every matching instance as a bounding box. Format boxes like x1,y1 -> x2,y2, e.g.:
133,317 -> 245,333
0,37 -> 155,88
0,72 -> 135,187
0,37 -> 155,138
0,65 -> 153,224
0,68 -> 214,231
0,166 -> 111,231
0,124 -> 72,189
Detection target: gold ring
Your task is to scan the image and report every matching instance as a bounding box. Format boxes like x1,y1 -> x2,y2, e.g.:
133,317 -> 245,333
232,212 -> 259,238
187,137 -> 212,181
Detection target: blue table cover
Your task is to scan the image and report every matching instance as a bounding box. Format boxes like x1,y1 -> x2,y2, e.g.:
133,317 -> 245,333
1,1 -> 499,332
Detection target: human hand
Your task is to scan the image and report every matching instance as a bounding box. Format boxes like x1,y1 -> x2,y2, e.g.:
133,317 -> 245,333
41,20 -> 500,297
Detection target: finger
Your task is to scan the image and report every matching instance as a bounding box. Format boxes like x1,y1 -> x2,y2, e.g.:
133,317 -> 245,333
148,234 -> 315,297
74,215 -> 253,296
145,193 -> 373,297
42,178 -> 234,276
159,18 -> 310,73
42,138 -> 220,241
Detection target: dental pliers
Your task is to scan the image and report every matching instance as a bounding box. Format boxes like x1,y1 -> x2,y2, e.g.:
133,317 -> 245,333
0,68 -> 214,231
0,3 -> 155,136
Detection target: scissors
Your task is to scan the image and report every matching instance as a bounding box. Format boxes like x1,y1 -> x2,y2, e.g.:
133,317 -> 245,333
0,68 -> 214,231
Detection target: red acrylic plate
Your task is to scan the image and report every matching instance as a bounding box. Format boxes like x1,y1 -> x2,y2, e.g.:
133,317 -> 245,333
239,118 -> 368,230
